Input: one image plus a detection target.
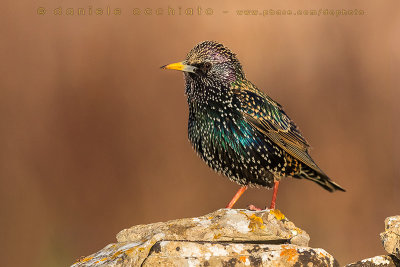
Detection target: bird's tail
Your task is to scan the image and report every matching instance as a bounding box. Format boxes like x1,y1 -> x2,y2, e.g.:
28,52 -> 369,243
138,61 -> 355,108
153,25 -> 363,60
294,165 -> 346,192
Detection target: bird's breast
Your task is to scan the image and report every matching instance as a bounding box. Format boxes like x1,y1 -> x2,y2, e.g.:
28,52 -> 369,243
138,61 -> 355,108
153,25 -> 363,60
186,100 -> 290,187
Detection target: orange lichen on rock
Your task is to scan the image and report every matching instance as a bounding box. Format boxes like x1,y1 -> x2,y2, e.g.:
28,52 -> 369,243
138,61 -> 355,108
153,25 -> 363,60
239,256 -> 248,263
294,227 -> 303,234
110,250 -> 124,260
213,233 -> 222,239
248,214 -> 265,231
125,247 -> 141,256
279,245 -> 299,263
76,256 -> 93,263
270,209 -> 285,220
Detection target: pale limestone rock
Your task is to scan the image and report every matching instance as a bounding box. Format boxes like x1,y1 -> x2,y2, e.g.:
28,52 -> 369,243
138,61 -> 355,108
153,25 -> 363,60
72,208 -> 339,267
141,242 -> 337,266
380,216 -> 400,260
345,215 -> 400,267
116,208 -> 309,246
345,255 -> 400,267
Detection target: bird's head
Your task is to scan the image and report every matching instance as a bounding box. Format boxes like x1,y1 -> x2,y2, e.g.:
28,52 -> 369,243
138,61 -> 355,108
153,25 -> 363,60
161,41 -> 245,86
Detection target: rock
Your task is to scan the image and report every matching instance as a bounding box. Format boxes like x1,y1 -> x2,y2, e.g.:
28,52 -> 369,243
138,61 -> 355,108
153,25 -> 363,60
345,255 -> 400,267
345,215 -> 400,267
116,208 -> 309,246
380,216 -> 400,260
72,209 -> 338,266
140,242 -> 337,266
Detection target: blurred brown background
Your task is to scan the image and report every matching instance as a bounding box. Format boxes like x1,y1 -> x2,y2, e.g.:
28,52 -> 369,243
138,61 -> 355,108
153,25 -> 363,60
1,0 -> 399,266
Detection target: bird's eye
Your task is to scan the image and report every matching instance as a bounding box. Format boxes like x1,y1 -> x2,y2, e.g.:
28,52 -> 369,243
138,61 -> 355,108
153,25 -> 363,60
202,62 -> 212,72
192,62 -> 212,76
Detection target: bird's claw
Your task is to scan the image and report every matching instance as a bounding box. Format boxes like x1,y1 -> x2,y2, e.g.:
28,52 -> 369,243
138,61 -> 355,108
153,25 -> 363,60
247,204 -> 264,211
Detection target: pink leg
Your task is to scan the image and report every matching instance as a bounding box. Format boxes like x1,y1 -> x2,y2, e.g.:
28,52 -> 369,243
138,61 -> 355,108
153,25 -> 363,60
226,186 -> 248,209
269,181 -> 280,210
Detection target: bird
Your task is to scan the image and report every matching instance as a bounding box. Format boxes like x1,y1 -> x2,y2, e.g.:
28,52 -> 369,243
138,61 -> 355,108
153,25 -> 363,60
161,41 -> 345,210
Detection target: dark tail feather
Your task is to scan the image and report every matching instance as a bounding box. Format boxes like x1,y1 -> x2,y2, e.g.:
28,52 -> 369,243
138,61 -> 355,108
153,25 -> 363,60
294,166 -> 346,192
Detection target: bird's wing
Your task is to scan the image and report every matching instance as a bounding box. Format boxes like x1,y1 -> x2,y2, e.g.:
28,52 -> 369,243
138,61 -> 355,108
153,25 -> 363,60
233,81 -> 322,172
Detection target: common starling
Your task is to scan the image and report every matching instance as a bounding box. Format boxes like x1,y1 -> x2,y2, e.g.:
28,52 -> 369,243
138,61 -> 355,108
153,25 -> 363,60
161,41 -> 345,209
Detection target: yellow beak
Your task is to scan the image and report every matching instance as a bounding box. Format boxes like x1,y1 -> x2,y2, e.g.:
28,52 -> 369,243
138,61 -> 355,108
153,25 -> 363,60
161,61 -> 197,73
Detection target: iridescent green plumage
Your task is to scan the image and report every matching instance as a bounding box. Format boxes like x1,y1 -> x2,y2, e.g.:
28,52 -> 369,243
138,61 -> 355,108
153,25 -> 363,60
162,41 -> 345,200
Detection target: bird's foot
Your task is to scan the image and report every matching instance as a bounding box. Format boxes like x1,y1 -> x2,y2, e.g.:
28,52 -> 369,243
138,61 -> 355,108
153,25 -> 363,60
247,204 -> 264,211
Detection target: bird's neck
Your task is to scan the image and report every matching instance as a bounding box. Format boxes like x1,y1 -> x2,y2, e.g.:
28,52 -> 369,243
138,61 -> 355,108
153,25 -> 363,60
186,79 -> 233,111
